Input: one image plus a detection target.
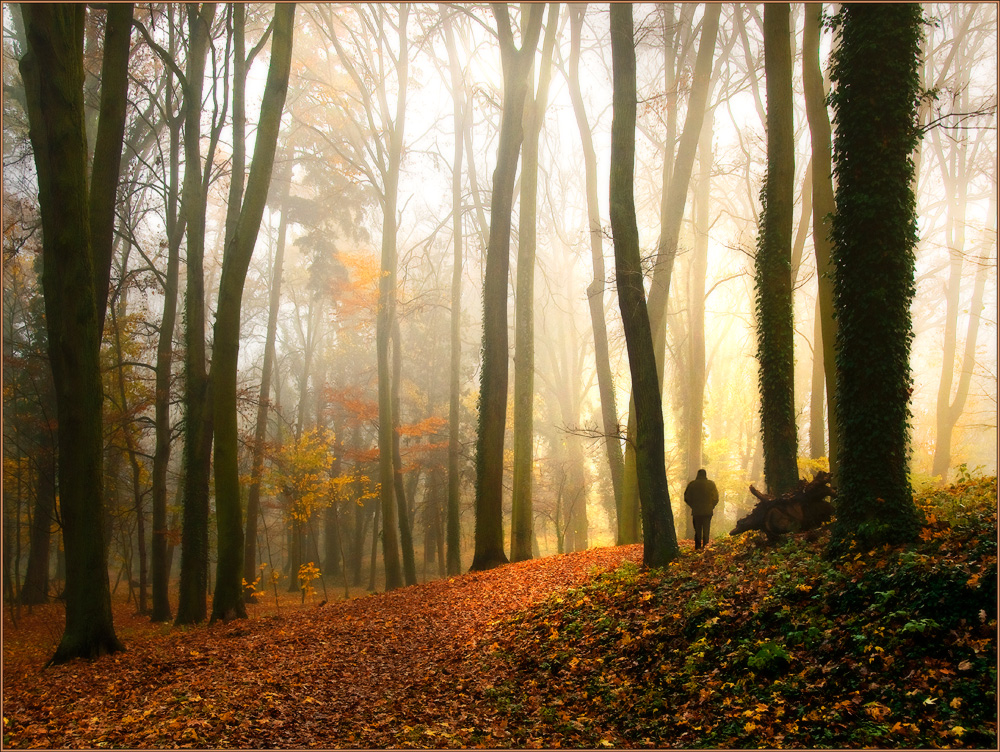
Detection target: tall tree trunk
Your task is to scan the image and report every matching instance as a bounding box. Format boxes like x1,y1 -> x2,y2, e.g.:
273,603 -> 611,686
929,64 -> 991,482
684,111 -> 714,493
802,2 -> 839,478
931,194 -> 992,481
443,14 -> 465,576
511,3 -> 559,564
755,3 -> 799,496
390,319 -> 418,586
19,2 -> 132,663
176,3 -> 219,627
211,2 -> 295,623
621,3 -> 722,543
150,5 -> 184,623
243,158 -> 292,602
567,4 -> 626,542
828,4 -> 924,551
374,5 -> 410,592
19,463 -> 54,605
609,3 -> 679,569
470,4 -> 543,572
110,272 -> 149,615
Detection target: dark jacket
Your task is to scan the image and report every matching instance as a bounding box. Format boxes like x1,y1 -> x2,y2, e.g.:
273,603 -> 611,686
684,471 -> 719,516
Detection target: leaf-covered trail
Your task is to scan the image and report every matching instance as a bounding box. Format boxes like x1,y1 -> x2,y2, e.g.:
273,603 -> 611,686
3,545 -> 644,748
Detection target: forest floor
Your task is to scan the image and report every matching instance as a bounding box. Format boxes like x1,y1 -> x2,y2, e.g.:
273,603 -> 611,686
2,477 -> 997,749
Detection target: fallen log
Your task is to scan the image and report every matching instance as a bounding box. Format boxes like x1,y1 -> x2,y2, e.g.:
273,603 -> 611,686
731,471 -> 835,540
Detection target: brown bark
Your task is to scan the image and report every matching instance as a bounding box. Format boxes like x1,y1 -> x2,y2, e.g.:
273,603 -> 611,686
567,4 -> 627,543
470,4 -> 543,572
609,3 -> 679,569
20,2 -> 131,663
211,2 -> 295,624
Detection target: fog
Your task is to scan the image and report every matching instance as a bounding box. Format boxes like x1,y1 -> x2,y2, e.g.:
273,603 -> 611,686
3,3 -> 996,595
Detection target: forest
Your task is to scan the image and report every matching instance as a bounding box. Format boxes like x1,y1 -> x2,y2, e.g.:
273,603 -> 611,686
2,2 -> 997,748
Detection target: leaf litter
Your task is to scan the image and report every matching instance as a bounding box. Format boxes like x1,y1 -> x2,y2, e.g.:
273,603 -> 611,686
3,477 -> 997,749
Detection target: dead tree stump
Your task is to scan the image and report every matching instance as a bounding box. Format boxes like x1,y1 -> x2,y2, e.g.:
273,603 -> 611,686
731,471 -> 835,541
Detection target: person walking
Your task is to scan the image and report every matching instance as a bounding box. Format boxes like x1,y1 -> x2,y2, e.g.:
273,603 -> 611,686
684,469 -> 719,550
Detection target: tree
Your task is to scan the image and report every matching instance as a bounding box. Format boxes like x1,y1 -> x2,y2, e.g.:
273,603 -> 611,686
441,10 -> 466,576
802,2 -> 839,479
19,2 -> 133,663
609,3 -> 679,569
828,4 -> 924,551
754,3 -> 798,496
470,3 -> 543,572
511,2 -> 559,563
311,2 -> 414,590
210,2 -> 295,623
148,4 -> 185,623
621,3 -> 723,543
175,2 -> 219,626
565,3 -> 627,544
243,156 -> 292,602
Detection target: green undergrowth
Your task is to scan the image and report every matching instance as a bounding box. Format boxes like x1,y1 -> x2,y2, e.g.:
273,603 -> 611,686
478,477 -> 998,749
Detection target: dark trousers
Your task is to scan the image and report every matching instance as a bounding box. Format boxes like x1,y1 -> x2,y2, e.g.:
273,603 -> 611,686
693,515 -> 713,550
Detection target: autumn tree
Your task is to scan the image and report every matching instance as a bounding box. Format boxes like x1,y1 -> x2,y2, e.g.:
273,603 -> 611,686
565,4 -> 626,542
441,9 -> 466,575
511,3 -> 559,564
609,2 -> 679,569
828,4 -> 925,551
621,3 -> 722,543
18,1 -> 133,662
470,3 -> 543,572
173,2 -> 218,627
210,2 -> 295,623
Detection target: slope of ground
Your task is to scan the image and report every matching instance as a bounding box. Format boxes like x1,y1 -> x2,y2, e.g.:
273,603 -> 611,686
475,476 -> 998,749
2,477 -> 996,749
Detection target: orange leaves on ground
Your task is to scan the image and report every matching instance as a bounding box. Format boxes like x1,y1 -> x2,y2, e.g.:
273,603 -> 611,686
3,547 -> 641,750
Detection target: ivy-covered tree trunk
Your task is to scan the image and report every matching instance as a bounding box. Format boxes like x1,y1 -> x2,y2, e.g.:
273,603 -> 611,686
210,2 -> 295,624
609,3 -> 679,569
470,4 -> 543,572
19,2 -> 132,663
828,4 -> 924,551
755,3 -> 799,496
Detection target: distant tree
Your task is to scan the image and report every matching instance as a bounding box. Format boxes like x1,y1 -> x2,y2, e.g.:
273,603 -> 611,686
243,156 -> 292,603
802,2 -> 839,478
470,3 -> 543,572
609,3 -> 679,569
828,4 -> 924,551
566,4 -> 626,543
441,10 -> 466,576
755,3 -> 798,496
19,2 -> 133,662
